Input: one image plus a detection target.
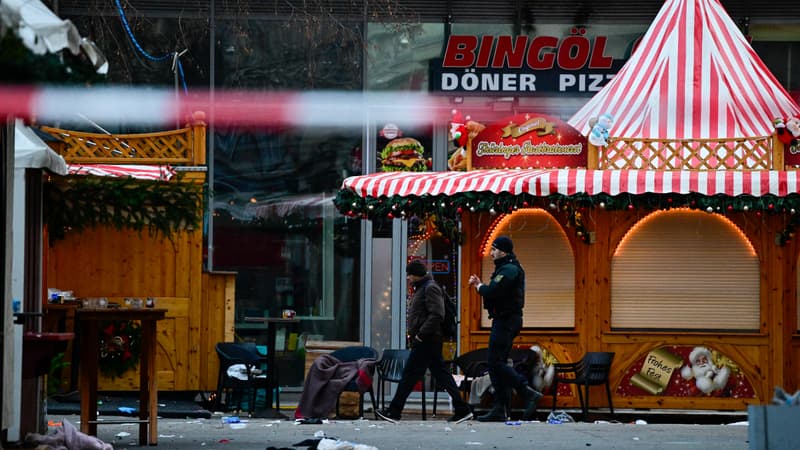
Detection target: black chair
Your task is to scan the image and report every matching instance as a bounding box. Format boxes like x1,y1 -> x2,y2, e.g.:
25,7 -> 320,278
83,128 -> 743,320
453,347 -> 539,414
214,342 -> 270,415
329,346 -> 379,419
551,351 -> 615,421
376,349 -> 411,410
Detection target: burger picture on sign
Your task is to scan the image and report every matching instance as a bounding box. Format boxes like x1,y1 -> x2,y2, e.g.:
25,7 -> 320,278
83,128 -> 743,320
380,137 -> 430,172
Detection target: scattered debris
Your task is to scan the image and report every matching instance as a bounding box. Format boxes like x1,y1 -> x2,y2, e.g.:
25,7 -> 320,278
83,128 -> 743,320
547,411 -> 575,424
25,419 -> 113,450
772,386 -> 800,406
317,438 -> 378,450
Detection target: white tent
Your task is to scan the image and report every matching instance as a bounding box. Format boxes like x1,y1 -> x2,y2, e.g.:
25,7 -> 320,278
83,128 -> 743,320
2,120 -> 66,440
14,121 -> 67,174
0,0 -> 107,73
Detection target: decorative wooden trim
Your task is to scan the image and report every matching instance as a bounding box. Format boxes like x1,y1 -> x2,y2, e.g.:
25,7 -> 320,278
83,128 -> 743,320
39,125 -> 201,165
600,136 -> 773,170
587,142 -> 598,169
773,133 -> 785,170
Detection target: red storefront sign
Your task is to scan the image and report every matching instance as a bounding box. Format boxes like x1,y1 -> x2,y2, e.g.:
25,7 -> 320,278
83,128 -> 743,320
470,114 -> 587,169
429,31 -> 630,95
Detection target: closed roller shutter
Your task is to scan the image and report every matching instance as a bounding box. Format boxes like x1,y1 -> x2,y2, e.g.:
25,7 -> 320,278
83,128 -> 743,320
480,209 -> 574,328
611,209 -> 759,331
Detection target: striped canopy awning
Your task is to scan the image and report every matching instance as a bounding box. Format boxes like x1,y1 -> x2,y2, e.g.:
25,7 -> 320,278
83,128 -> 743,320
341,169 -> 800,199
568,0 -> 800,140
67,164 -> 175,181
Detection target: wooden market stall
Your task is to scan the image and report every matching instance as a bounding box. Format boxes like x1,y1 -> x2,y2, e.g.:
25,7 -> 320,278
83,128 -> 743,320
40,114 -> 235,393
336,0 -> 800,413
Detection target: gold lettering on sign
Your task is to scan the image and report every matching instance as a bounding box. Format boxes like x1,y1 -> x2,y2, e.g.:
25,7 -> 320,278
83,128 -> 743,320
475,141 -> 582,158
501,118 -> 555,138
630,348 -> 684,395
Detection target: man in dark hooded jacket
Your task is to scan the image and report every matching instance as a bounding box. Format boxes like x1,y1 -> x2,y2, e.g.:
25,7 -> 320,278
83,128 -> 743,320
469,236 -> 542,421
376,260 -> 473,424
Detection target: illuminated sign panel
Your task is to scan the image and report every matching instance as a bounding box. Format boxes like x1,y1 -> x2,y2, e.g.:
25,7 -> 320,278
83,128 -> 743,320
430,33 -> 628,95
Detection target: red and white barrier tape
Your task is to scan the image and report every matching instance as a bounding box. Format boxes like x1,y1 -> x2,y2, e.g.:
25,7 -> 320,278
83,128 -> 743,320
0,85 -> 452,128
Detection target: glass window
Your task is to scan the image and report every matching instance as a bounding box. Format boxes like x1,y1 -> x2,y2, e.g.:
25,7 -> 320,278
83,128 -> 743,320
209,16 -> 365,386
366,23 -> 444,91
211,126 -> 362,386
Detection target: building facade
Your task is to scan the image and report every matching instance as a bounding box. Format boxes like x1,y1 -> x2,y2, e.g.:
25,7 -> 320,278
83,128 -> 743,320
56,0 -> 800,389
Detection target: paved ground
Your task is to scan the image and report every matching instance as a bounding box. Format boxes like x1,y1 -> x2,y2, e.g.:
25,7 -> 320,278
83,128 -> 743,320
44,413 -> 751,450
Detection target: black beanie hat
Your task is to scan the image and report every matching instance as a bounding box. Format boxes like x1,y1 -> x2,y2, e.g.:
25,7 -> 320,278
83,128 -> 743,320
492,236 -> 514,254
406,260 -> 427,276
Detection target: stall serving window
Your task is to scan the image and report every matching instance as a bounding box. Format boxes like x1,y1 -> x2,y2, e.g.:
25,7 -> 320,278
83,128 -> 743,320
480,209 -> 575,328
611,209 -> 759,331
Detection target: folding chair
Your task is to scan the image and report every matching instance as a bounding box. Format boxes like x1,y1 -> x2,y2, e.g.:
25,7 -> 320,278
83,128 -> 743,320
214,342 -> 269,415
551,351 -> 615,421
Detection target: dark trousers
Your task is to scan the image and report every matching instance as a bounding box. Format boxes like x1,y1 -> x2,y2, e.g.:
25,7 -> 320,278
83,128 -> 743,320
487,315 -> 527,405
388,340 -> 470,415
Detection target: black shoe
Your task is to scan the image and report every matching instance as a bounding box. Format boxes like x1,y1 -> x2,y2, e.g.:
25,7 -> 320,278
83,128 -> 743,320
521,386 -> 543,420
375,409 -> 401,423
448,410 -> 473,424
476,405 -> 507,422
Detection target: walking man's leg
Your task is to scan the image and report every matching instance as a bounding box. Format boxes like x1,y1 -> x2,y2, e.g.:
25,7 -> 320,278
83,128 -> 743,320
377,344 -> 431,422
478,317 -> 516,422
427,342 -> 473,423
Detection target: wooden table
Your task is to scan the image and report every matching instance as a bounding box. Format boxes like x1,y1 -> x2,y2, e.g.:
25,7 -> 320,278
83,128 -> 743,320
243,316 -> 299,418
76,308 -> 166,446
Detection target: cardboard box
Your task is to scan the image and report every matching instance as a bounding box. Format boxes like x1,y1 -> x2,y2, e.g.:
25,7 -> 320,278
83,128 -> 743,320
337,391 -> 361,419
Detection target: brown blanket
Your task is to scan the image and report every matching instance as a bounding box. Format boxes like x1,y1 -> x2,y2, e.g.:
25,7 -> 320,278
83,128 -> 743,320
295,354 -> 376,419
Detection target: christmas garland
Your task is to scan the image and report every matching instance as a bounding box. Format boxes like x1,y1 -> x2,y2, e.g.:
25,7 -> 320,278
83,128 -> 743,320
335,189 -> 800,246
44,174 -> 205,243
99,320 -> 142,379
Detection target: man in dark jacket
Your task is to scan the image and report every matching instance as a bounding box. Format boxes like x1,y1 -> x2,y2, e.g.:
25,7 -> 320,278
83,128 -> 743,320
468,236 -> 542,422
376,260 -> 473,424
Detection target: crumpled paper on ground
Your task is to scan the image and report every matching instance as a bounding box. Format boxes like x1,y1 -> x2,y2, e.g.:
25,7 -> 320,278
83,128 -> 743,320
24,419 -> 113,450
317,437 -> 378,450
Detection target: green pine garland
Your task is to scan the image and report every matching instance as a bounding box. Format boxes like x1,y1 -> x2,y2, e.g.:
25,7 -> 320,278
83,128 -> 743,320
44,174 -> 205,243
335,189 -> 800,246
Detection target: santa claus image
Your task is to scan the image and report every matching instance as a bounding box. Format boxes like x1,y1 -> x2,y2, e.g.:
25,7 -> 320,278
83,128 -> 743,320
680,346 -> 731,394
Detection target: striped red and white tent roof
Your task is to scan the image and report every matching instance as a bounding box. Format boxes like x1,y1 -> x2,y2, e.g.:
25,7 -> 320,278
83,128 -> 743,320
67,164 -> 175,181
569,0 -> 800,140
342,170 -> 800,198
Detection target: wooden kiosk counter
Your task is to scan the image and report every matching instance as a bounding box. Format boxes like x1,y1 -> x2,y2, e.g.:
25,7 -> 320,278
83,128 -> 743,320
41,117 -> 236,394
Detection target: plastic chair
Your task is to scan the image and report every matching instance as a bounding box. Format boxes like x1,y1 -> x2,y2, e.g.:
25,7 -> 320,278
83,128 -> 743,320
329,346 -> 379,419
214,342 -> 269,415
551,351 -> 615,421
452,347 -> 538,413
376,349 -> 411,411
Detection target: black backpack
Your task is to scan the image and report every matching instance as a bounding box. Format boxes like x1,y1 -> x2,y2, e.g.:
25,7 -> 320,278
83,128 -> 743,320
424,280 -> 459,339
440,285 -> 459,340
